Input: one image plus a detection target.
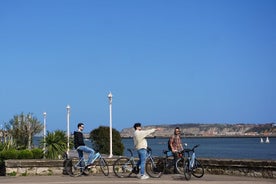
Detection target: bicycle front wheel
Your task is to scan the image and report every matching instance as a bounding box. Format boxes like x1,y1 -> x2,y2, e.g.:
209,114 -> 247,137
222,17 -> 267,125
113,157 -> 134,178
192,159 -> 204,178
175,157 -> 184,174
99,157 -> 109,176
183,159 -> 191,180
65,158 -> 84,177
145,157 -> 163,178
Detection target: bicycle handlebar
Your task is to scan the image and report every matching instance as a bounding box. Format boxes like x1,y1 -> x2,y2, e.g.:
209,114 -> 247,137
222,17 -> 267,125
186,144 -> 200,152
179,144 -> 200,154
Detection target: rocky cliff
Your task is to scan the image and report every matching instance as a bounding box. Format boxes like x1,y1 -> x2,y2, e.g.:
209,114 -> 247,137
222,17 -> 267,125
120,123 -> 276,138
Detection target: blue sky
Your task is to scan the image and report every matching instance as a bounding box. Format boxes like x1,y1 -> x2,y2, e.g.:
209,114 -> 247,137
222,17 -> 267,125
0,0 -> 275,133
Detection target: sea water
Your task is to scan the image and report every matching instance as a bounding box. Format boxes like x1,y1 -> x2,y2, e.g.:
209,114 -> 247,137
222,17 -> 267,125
33,137 -> 276,160
121,137 -> 276,160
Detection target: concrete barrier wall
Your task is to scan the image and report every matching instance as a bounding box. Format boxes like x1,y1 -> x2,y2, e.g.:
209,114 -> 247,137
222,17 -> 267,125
3,158 -> 276,178
199,158 -> 276,178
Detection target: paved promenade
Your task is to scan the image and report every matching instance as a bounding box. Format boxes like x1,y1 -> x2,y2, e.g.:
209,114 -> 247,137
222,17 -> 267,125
0,174 -> 275,184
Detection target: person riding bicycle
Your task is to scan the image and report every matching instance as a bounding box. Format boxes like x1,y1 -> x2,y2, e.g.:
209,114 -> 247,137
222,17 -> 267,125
74,122 -> 96,167
169,127 -> 183,173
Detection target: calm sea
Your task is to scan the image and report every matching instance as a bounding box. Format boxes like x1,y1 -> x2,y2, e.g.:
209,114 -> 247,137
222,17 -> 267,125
121,137 -> 276,160
34,137 -> 276,160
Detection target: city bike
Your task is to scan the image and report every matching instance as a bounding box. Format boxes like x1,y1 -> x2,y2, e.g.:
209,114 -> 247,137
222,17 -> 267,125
113,147 -> 162,178
176,144 -> 204,180
154,150 -> 183,174
64,151 -> 109,177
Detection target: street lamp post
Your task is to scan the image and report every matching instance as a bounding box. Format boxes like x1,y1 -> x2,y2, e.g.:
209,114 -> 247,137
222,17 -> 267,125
27,114 -> 32,150
0,124 -> 2,143
66,105 -> 71,156
108,92 -> 113,158
43,112 -> 47,158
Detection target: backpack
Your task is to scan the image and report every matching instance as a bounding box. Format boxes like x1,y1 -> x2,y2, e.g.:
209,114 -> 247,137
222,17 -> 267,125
168,139 -> 172,151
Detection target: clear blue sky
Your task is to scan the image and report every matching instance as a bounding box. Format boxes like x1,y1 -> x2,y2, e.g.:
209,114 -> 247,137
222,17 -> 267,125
0,0 -> 275,133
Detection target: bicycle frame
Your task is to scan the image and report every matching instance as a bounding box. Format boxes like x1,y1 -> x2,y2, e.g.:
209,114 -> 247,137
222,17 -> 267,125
73,152 -> 101,168
65,151 -> 109,177
127,147 -> 157,173
113,147 -> 162,178
189,152 -> 196,169
182,144 -> 204,180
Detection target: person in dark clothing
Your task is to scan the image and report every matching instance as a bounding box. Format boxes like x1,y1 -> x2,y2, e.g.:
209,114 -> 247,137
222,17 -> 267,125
74,123 -> 95,166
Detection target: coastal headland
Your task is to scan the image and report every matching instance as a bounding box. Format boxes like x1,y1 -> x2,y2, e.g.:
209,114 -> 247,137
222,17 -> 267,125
119,123 -> 276,138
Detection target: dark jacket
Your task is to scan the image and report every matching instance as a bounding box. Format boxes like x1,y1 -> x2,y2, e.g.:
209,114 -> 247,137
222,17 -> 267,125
74,131 -> 85,149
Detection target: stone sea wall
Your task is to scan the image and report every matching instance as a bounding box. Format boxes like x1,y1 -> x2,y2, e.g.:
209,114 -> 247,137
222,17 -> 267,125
2,158 -> 276,178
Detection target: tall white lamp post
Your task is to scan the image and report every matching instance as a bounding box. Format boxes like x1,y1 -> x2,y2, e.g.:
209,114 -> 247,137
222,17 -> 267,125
43,112 -> 47,157
108,92 -> 113,158
66,105 -> 71,156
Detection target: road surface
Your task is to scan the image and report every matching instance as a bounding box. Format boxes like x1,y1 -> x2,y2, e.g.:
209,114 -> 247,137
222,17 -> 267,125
0,174 -> 275,184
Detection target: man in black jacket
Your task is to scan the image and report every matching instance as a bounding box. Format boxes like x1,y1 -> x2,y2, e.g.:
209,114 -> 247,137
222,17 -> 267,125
74,122 -> 95,166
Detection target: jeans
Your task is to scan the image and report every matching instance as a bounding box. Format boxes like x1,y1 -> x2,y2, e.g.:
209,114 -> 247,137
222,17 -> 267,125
137,148 -> 147,176
77,146 -> 95,165
172,152 -> 179,173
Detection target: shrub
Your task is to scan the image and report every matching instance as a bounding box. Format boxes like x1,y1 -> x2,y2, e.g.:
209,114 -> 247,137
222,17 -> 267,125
0,149 -> 18,159
0,143 -> 4,151
7,171 -> 16,176
31,148 -> 43,159
17,150 -> 33,159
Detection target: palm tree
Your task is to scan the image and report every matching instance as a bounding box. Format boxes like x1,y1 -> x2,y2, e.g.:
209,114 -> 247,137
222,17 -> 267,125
43,130 -> 67,159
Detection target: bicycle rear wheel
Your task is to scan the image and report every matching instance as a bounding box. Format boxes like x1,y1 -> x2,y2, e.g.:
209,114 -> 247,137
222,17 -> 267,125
65,158 -> 84,177
145,157 -> 163,178
113,157 -> 134,178
99,157 -> 109,176
183,159 -> 191,180
192,159 -> 204,178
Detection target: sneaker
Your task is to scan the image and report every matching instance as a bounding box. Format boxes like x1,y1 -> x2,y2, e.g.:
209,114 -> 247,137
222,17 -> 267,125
140,175 -> 149,180
86,163 -> 94,169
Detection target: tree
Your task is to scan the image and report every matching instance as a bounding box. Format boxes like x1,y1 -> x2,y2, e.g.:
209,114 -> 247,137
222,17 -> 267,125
90,126 -> 124,156
5,113 -> 43,149
42,130 -> 67,159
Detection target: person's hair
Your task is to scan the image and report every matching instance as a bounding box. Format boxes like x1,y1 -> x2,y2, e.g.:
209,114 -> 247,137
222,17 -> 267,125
174,127 -> 180,135
133,123 -> 141,130
77,123 -> 84,128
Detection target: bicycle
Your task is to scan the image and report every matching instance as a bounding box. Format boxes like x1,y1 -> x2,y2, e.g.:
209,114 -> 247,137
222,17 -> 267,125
154,150 -> 183,174
113,147 -> 162,178
65,150 -> 109,177
175,144 -> 204,180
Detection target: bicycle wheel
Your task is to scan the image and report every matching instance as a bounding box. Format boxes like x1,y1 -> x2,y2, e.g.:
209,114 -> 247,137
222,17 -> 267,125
183,159 -> 191,180
175,157 -> 184,174
192,159 -> 204,178
157,157 -> 166,173
145,157 -> 163,178
113,157 -> 134,178
65,158 -> 84,177
99,157 -> 109,176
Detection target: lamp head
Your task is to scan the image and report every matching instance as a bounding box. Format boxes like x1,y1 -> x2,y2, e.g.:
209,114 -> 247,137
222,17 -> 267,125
108,92 -> 113,103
